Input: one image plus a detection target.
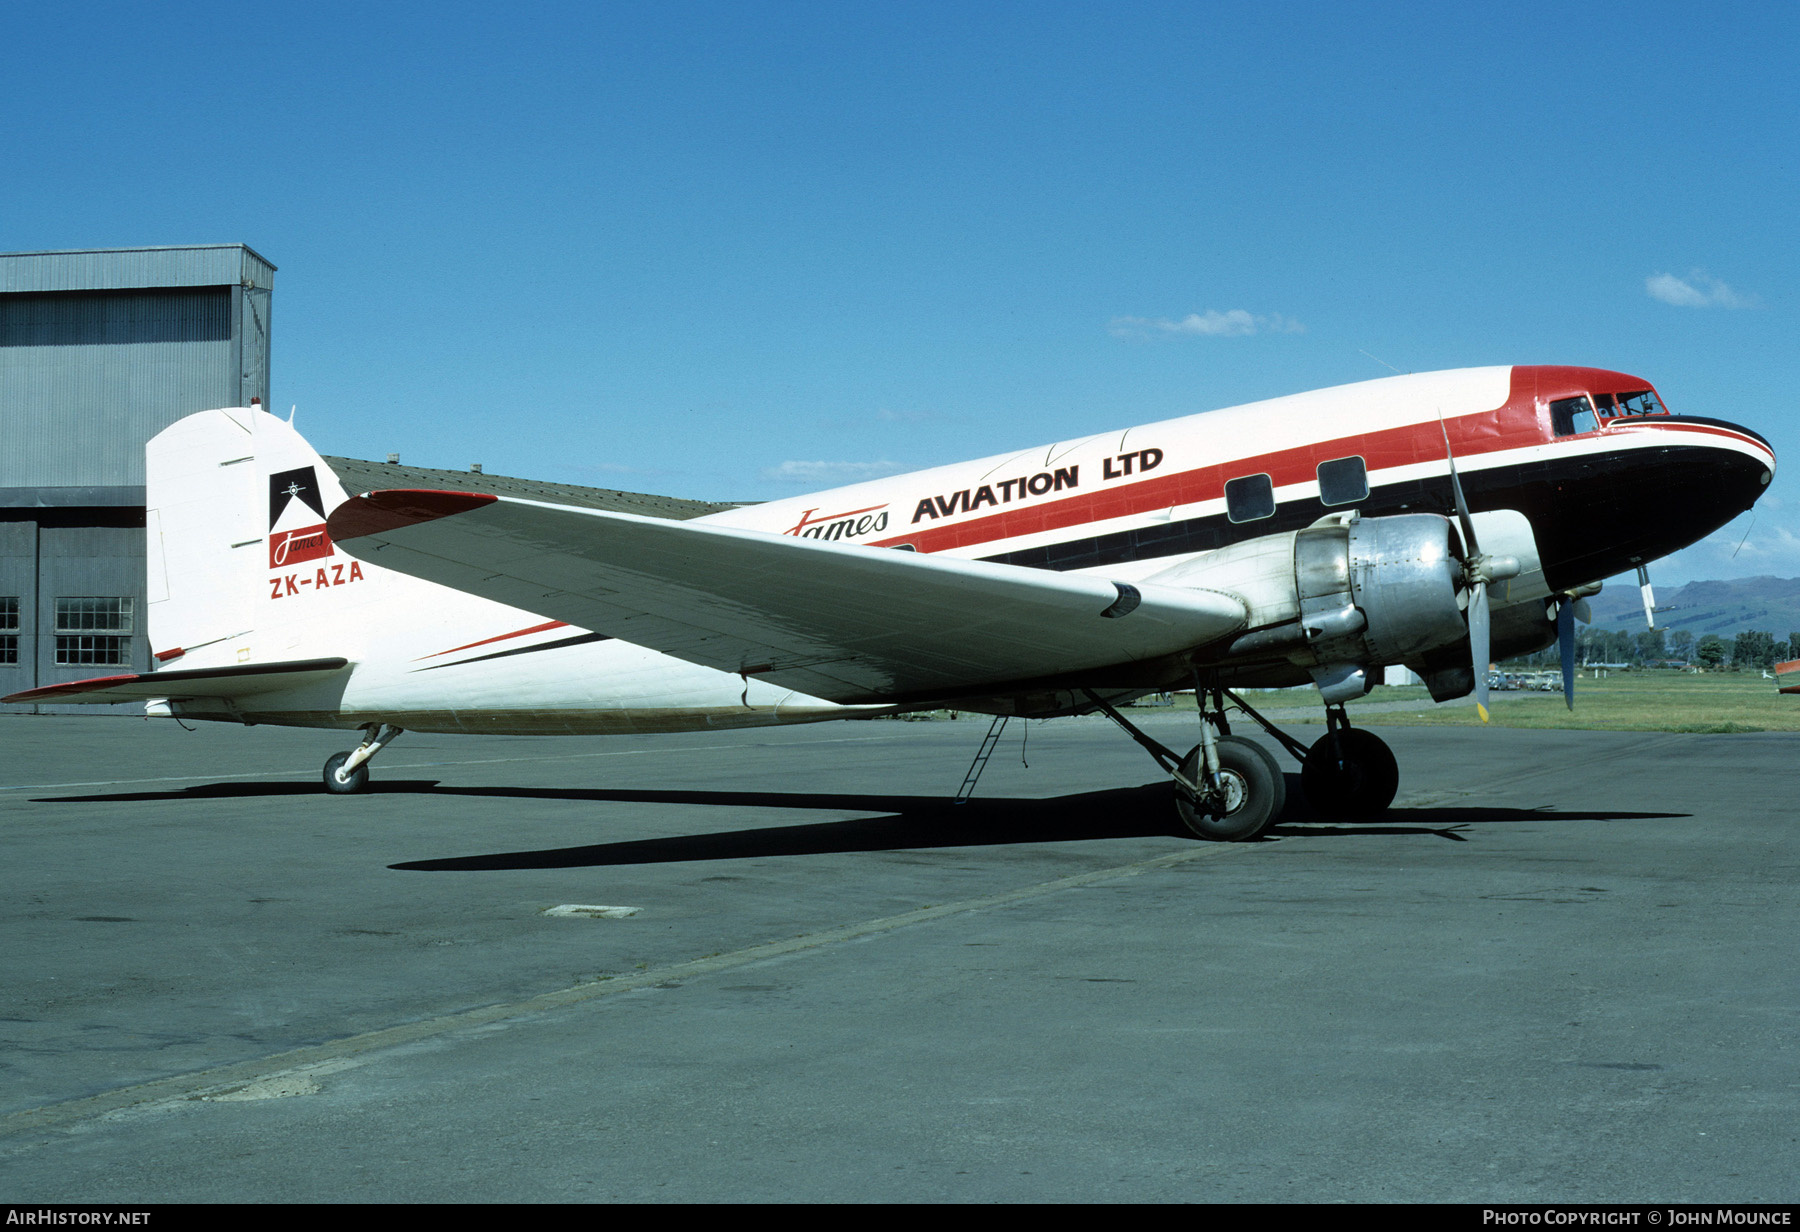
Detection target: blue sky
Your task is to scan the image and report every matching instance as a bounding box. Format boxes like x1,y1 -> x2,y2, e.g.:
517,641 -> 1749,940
4,1 -> 1794,587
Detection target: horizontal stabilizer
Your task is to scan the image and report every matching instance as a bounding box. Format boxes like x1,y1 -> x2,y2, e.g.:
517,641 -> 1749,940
2,657 -> 350,706
328,490 -> 1247,704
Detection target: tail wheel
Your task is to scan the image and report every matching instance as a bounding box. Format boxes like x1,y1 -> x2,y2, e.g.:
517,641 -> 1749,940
323,751 -> 370,795
1175,735 -> 1279,842
1301,727 -> 1398,819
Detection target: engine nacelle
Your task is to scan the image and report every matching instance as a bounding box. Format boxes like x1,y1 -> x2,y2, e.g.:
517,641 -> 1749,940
1144,512 -> 1477,691
1335,514 -> 1467,663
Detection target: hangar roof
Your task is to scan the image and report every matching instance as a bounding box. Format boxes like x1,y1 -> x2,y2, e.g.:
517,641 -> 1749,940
0,245 -> 275,293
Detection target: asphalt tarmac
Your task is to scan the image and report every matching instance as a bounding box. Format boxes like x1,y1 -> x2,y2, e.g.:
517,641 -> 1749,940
1,712 -> 1795,1203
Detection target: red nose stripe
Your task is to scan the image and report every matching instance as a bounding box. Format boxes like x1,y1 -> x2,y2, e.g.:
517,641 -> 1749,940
328,490 -> 498,539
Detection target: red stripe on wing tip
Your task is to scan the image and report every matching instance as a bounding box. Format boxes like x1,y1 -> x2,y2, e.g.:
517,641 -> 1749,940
2,674 -> 142,703
327,489 -> 498,539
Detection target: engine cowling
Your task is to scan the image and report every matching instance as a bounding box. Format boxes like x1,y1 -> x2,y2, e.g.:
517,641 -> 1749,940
1143,512 -> 1477,697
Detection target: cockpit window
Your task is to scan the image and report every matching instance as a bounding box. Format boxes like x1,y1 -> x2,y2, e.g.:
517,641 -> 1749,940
1607,390 -> 1667,417
1550,395 -> 1599,437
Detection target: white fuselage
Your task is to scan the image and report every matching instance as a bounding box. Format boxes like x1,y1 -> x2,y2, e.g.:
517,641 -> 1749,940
144,365 -> 1773,733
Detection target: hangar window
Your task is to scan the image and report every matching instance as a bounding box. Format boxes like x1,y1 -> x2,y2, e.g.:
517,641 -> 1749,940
1550,396 -> 1599,437
0,597 -> 16,666
1317,456 -> 1369,507
1225,473 -> 1276,523
54,597 -> 132,667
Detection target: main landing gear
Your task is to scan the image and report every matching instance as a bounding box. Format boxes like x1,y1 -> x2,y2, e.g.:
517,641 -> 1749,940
322,723 -> 404,794
1085,687 -> 1399,842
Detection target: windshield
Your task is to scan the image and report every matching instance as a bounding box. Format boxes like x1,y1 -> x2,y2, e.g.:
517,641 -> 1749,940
1594,389 -> 1668,418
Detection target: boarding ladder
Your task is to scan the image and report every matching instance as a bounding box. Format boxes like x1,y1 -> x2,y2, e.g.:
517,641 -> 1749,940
954,715 -> 1010,804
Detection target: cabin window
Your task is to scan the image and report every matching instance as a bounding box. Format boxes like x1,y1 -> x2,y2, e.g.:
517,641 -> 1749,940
0,596 -> 16,666
1317,456 -> 1368,506
1225,473 -> 1276,523
54,596 -> 133,667
1550,396 -> 1599,437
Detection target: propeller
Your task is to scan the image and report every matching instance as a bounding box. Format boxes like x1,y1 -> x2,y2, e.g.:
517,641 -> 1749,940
1556,596 -> 1576,710
1551,591 -> 1594,710
1440,417 -> 1519,723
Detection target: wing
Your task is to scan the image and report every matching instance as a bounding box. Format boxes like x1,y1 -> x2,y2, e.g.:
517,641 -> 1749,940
2,657 -> 350,705
328,491 -> 1246,704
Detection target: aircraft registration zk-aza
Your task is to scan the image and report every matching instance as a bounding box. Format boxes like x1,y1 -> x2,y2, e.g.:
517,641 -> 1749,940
7,365 -> 1774,841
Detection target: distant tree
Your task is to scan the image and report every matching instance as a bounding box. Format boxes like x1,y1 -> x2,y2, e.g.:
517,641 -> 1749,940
1636,627 -> 1667,664
1577,627 -> 1609,665
1787,632 -> 1800,663
1733,630 -> 1779,671
1669,629 -> 1695,662
1697,635 -> 1728,669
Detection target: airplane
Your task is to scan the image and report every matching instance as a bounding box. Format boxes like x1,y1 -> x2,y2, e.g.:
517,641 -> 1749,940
1777,659 -> 1800,695
5,365 -> 1775,842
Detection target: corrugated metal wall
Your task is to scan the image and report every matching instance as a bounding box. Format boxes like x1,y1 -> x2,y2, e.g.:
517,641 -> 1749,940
0,288 -> 237,489
0,522 -> 36,700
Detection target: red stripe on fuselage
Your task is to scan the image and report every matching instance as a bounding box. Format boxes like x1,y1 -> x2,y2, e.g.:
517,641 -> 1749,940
872,406 -> 1542,556
418,619 -> 572,661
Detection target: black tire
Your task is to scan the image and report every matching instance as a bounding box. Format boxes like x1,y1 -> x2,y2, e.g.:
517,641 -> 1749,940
1175,736 -> 1279,842
1228,735 -> 1288,825
1190,735 -> 1288,827
323,751 -> 370,795
1301,728 -> 1399,820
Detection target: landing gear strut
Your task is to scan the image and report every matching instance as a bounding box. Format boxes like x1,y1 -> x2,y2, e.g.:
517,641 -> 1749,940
1084,688 -> 1285,842
1211,691 -> 1399,821
1086,684 -> 1401,840
323,723 -> 403,794
1301,708 -> 1399,820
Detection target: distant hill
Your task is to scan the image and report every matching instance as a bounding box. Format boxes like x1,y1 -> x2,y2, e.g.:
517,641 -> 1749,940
1585,575 -> 1800,640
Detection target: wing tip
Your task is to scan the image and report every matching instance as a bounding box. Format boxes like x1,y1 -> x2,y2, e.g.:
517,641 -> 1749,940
327,489 -> 499,540
3,674 -> 142,703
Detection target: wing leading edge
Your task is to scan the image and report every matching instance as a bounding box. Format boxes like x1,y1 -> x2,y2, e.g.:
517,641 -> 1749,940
328,491 -> 1246,704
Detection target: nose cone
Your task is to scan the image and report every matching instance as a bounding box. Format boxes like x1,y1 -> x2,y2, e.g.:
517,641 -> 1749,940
1538,414 -> 1776,591
1666,415 -> 1775,511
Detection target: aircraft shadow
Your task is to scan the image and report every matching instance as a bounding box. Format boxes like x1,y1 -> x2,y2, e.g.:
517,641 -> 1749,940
32,776 -> 1688,869
35,780 -> 446,803
388,781 -> 1690,871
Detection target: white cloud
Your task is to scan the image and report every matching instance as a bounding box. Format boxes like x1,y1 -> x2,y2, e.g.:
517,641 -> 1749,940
1109,309 -> 1305,338
1645,270 -> 1757,309
760,459 -> 905,484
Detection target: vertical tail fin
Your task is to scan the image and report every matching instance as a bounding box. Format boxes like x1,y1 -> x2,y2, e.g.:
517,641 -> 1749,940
146,407 -> 370,671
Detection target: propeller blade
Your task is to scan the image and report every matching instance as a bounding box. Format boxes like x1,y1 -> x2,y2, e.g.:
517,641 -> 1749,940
1557,598 -> 1576,711
1439,416 -> 1480,556
1470,581 -> 1491,723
